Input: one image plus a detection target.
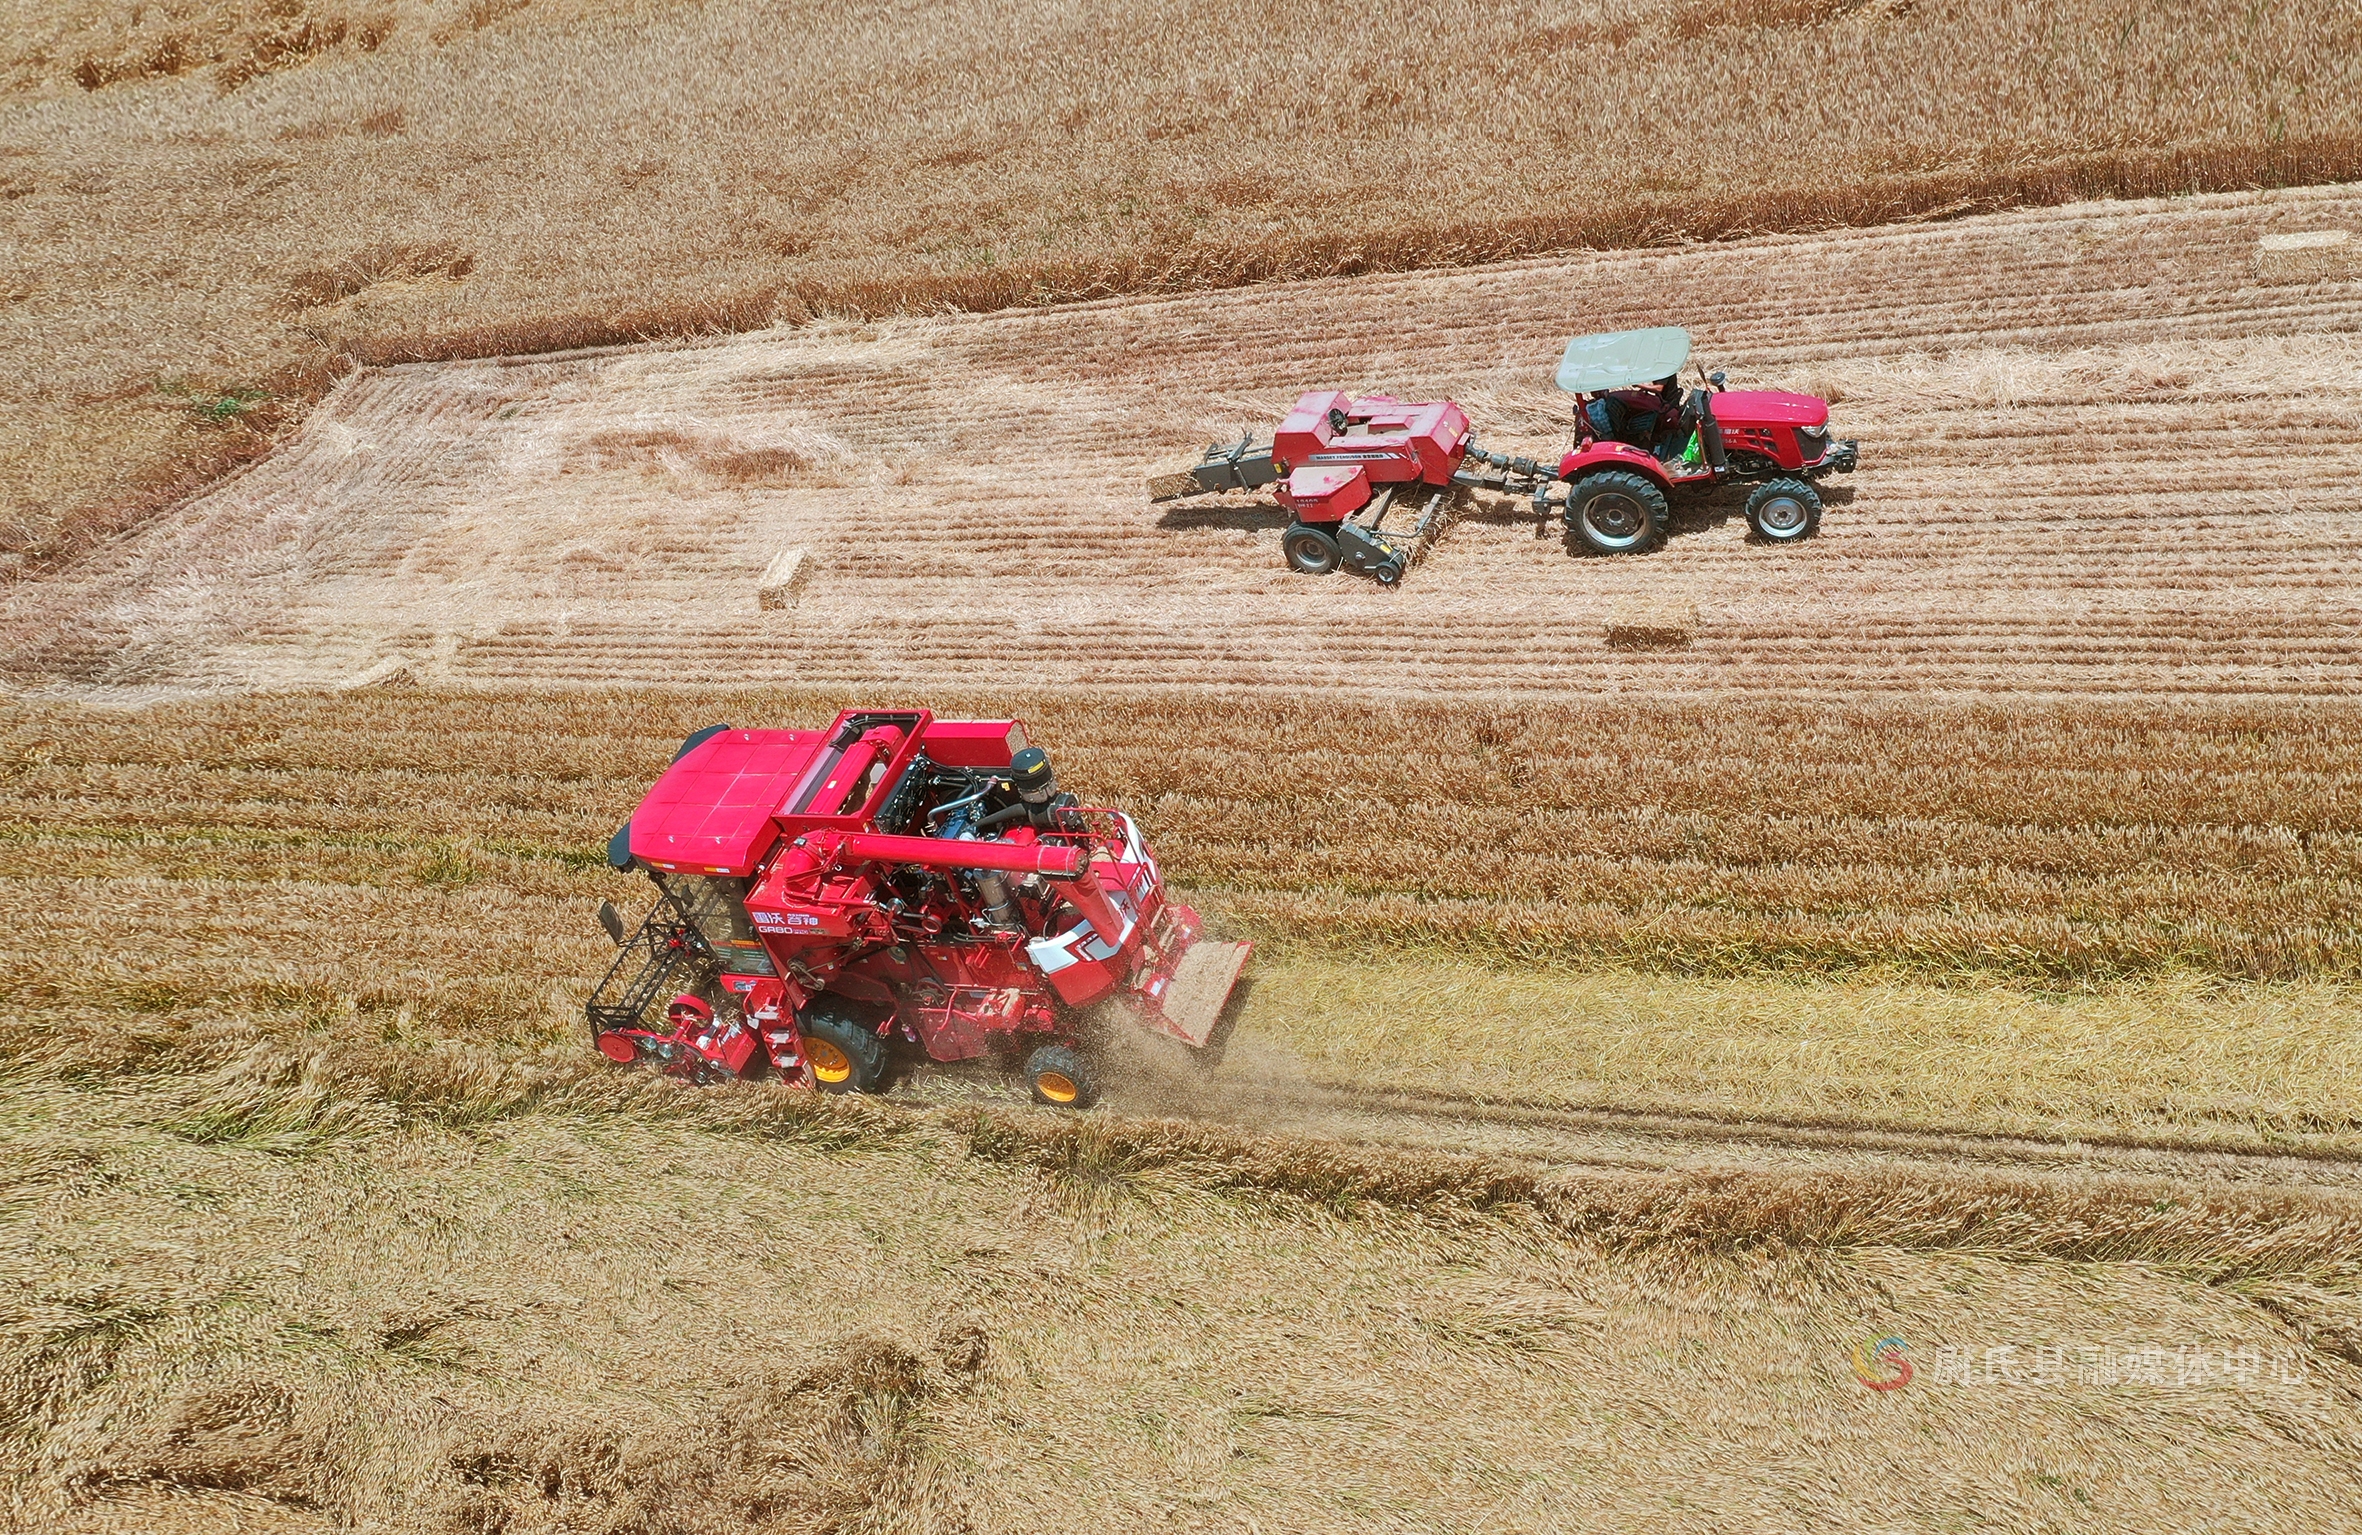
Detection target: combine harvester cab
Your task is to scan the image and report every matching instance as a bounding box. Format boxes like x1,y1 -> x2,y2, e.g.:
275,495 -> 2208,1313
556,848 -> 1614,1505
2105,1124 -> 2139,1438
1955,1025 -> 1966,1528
1146,326 -> 1856,568
585,710 -> 1249,1109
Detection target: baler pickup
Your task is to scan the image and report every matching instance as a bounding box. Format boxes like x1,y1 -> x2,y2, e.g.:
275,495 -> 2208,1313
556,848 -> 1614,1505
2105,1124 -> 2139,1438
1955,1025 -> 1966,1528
1147,432 -> 1280,502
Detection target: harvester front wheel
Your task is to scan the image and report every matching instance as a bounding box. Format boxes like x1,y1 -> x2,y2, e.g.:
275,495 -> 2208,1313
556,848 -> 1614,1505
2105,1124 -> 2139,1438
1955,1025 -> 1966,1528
1282,523 -> 1342,575
1744,478 -> 1822,543
1567,471 -> 1668,555
1024,1044 -> 1100,1110
801,1002 -> 887,1095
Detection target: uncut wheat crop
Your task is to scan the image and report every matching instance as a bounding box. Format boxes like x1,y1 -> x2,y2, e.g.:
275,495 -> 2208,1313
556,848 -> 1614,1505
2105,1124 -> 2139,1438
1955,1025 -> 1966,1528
5,687 -> 2354,1000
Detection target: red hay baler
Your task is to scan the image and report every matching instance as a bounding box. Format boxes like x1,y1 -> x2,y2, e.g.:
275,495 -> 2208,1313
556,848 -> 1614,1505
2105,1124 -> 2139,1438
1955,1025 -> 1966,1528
586,709 -> 1250,1109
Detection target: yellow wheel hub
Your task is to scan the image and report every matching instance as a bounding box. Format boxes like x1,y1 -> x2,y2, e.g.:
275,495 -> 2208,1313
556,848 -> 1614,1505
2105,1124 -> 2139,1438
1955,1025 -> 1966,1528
808,1038 -> 852,1085
1034,1070 -> 1080,1105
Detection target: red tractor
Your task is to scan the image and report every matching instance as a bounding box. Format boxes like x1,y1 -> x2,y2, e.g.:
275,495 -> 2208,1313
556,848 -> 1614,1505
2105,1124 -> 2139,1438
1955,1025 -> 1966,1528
1532,325 -> 1859,554
586,709 -> 1250,1109
1147,327 -> 1857,574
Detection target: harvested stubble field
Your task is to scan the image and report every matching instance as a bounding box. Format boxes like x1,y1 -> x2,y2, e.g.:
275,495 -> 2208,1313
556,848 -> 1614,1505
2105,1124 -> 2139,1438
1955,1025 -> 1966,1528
5,685 -> 2362,1533
10,185 -> 2360,698
4,0 -> 2356,579
9,4 -> 2362,1521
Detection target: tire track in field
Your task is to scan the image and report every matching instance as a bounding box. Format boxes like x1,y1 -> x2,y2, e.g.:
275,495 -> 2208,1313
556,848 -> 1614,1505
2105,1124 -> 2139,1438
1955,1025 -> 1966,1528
1218,1078 -> 2362,1189
892,1057 -> 2362,1194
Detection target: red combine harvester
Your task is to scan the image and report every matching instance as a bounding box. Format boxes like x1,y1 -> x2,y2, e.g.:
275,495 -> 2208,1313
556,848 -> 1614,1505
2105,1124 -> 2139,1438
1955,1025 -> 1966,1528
586,709 -> 1250,1109
1147,326 -> 1857,576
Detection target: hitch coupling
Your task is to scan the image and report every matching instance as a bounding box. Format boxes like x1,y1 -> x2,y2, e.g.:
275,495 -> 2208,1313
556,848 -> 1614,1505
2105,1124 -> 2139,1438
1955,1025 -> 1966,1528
1452,440 -> 1561,516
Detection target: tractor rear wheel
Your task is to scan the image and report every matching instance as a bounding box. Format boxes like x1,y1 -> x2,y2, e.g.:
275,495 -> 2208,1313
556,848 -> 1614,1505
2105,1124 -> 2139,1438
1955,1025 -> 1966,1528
1024,1044 -> 1100,1110
1745,478 -> 1822,543
801,1001 -> 888,1095
1282,522 -> 1342,575
1567,472 -> 1668,555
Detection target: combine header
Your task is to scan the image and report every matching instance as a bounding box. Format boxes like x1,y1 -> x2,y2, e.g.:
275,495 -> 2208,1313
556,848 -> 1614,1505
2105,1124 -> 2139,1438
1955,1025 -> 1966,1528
1147,327 -> 1857,577
586,710 -> 1250,1109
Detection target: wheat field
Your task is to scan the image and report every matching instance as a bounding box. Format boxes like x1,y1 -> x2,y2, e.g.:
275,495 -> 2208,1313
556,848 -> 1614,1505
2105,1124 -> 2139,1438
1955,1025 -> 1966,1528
3,0 -> 2357,578
11,184 -> 2356,701
5,686 -> 2362,1532
6,681 -> 2362,1528
12,1051 -> 2362,1535
8,2 -> 2362,1523
5,685 -> 2359,1135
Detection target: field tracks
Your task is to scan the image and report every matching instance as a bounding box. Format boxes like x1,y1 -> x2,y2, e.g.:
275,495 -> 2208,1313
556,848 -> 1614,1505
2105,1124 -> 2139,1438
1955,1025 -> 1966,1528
1190,1077 -> 2362,1186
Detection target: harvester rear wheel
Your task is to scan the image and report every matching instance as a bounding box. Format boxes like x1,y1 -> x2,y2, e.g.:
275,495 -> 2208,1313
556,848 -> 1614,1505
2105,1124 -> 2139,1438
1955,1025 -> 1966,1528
1024,1044 -> 1100,1110
1282,523 -> 1341,575
1744,478 -> 1822,543
801,1001 -> 887,1094
1567,472 -> 1667,555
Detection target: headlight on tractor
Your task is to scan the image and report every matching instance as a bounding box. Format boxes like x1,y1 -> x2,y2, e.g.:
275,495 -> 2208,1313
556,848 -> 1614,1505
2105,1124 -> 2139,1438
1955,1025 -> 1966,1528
1795,425 -> 1831,461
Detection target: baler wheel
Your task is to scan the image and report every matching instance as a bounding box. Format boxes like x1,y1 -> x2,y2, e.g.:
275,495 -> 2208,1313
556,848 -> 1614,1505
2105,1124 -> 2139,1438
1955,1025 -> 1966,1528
1567,471 -> 1668,555
1282,523 -> 1342,575
801,1002 -> 887,1094
1024,1044 -> 1100,1110
1744,478 -> 1822,543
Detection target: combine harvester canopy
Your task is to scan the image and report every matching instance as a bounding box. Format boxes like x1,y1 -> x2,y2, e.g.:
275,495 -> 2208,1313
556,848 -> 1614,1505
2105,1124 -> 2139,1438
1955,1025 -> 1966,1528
585,709 -> 1250,1110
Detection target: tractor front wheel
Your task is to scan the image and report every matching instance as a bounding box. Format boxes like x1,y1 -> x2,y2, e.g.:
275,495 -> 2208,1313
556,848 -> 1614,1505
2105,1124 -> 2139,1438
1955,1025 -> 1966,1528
1282,522 -> 1342,575
801,1001 -> 888,1095
1567,472 -> 1668,555
1744,479 -> 1822,543
1024,1044 -> 1101,1110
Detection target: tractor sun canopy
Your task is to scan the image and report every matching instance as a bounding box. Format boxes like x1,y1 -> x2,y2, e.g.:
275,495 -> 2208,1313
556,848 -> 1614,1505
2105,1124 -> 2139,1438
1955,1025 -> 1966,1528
1554,327 -> 1693,395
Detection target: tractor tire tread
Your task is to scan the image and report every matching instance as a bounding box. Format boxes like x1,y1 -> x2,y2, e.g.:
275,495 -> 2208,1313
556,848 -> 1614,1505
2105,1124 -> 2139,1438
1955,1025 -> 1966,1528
1744,478 -> 1823,543
1567,470 -> 1669,556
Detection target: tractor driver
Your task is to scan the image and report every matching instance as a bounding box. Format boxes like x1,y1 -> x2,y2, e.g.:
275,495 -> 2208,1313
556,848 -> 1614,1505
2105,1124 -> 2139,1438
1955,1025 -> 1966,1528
1584,374 -> 1686,455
